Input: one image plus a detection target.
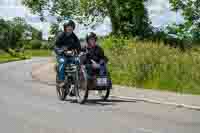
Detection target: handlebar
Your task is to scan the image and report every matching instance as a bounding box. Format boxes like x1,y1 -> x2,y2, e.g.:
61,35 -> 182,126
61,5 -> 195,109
54,47 -> 88,58
55,47 -> 78,55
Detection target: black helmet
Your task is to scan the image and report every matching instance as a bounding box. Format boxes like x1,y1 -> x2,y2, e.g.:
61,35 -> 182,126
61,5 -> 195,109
63,20 -> 76,29
86,32 -> 97,42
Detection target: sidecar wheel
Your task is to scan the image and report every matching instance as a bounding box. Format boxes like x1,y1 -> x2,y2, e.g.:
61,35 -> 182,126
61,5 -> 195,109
98,88 -> 110,101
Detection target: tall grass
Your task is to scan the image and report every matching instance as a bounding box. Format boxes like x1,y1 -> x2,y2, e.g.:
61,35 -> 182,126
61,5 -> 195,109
101,36 -> 200,95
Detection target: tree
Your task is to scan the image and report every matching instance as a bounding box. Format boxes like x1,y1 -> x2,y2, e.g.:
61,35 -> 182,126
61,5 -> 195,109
22,0 -> 151,37
50,23 -> 60,37
81,0 -> 151,37
169,0 -> 199,24
11,17 -> 27,48
169,0 -> 200,42
0,17 -> 43,52
0,18 -> 11,50
22,0 -> 80,21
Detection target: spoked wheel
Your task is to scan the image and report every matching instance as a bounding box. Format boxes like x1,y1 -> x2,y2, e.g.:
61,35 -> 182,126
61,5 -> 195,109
56,85 -> 67,101
98,88 -> 110,101
56,74 -> 67,101
76,66 -> 88,104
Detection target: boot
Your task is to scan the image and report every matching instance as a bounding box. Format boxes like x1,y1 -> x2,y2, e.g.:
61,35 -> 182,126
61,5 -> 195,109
57,81 -> 65,88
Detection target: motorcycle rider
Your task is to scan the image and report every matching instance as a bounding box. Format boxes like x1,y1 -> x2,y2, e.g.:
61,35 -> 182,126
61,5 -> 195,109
54,20 -> 81,88
83,32 -> 108,79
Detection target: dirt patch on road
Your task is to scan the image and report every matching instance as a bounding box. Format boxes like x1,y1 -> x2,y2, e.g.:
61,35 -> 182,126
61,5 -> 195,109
31,59 -> 56,85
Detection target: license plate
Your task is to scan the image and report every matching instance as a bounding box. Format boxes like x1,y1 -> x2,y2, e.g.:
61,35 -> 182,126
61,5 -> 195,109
97,78 -> 107,86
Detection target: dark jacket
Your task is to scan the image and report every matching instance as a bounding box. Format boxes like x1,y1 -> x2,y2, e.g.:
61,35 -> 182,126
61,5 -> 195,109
84,45 -> 108,64
55,32 -> 81,52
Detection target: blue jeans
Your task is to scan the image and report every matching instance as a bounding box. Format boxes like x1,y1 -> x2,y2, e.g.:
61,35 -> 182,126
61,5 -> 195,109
99,63 -> 107,76
56,55 -> 77,81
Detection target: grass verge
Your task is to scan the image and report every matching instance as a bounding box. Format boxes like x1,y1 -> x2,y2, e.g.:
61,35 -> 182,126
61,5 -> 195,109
0,49 -> 52,64
25,49 -> 52,57
0,53 -> 22,63
101,36 -> 200,95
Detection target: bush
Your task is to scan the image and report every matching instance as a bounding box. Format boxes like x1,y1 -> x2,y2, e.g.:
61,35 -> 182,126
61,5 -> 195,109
101,35 -> 133,50
7,48 -> 30,59
28,39 -> 43,49
40,41 -> 50,49
45,40 -> 55,50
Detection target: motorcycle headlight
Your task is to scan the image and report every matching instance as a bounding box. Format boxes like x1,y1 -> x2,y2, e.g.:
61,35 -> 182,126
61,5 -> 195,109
59,58 -> 65,63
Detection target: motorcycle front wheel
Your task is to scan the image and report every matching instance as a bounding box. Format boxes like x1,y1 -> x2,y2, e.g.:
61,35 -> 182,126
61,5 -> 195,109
76,67 -> 88,104
56,74 -> 67,101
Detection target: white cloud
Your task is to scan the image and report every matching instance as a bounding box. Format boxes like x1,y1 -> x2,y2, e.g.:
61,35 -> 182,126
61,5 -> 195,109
0,0 -> 21,7
146,0 -> 184,27
0,6 -> 27,18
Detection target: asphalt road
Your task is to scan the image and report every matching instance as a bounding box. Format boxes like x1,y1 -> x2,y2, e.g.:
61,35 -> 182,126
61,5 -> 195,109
0,58 -> 200,133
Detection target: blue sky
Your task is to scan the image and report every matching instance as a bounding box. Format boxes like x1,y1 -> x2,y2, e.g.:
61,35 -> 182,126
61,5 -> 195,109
0,0 -> 184,39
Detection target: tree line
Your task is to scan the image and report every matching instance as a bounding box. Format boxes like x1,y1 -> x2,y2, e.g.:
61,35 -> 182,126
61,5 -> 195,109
10,0 -> 200,50
0,17 -> 51,56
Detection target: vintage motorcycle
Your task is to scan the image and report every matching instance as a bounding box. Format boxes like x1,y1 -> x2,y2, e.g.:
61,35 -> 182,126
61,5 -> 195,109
55,47 -> 112,104
55,47 -> 88,104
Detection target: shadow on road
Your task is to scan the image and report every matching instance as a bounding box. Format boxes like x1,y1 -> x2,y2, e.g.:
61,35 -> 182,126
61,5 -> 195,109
65,98 -> 137,106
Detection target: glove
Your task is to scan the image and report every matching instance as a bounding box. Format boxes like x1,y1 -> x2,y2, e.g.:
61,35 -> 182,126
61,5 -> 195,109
54,47 -> 63,55
91,60 -> 100,68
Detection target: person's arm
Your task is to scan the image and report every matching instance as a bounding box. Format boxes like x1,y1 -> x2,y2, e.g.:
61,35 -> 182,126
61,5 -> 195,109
55,32 -> 63,48
54,32 -> 65,55
73,33 -> 81,53
98,46 -> 109,63
76,38 -> 81,51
